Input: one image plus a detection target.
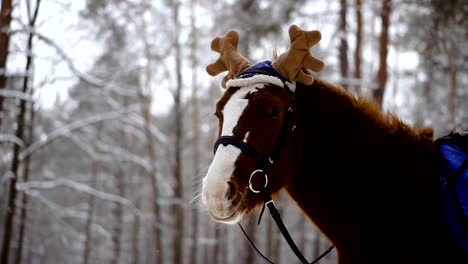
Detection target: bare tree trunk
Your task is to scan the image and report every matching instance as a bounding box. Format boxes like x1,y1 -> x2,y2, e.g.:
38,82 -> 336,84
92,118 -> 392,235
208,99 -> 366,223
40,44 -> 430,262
202,223 -> 211,264
172,1 -> 184,263
138,17 -> 163,262
368,11 -> 377,95
0,0 -> 13,125
354,0 -> 363,93
243,222 -> 257,264
132,196 -> 141,264
111,170 -> 124,264
266,216 -> 280,263
447,47 -> 457,130
1,2 -> 41,263
297,216 -> 307,255
238,0 -> 255,57
189,0 -> 200,262
13,100 -> 35,264
138,51 -> 164,264
214,225 -> 222,263
392,25 -> 400,100
373,0 -> 392,107
83,162 -> 98,264
140,93 -> 162,264
339,0 -> 349,90
313,230 -> 321,259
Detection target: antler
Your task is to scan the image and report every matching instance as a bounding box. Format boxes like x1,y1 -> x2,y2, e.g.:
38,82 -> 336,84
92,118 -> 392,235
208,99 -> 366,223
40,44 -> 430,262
206,31 -> 252,88
272,25 -> 325,85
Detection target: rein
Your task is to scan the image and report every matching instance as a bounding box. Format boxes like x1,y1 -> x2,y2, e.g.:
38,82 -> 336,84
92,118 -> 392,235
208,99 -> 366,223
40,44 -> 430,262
213,92 -> 335,264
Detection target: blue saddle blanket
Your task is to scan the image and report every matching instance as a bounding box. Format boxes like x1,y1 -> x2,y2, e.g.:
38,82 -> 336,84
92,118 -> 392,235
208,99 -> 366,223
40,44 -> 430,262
437,132 -> 468,253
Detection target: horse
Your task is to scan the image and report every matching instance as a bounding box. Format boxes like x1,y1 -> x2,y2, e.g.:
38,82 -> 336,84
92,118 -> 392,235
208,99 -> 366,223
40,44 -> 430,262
200,25 -> 468,264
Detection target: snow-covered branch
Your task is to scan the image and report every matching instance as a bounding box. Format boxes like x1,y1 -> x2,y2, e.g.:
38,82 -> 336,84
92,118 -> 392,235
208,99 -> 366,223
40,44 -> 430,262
20,189 -> 113,239
0,89 -> 34,102
19,181 -> 170,232
0,134 -> 25,147
127,113 -> 170,144
19,105 -> 140,160
10,26 -> 105,87
62,133 -> 118,164
16,179 -> 131,205
11,24 -> 144,100
93,141 -> 152,172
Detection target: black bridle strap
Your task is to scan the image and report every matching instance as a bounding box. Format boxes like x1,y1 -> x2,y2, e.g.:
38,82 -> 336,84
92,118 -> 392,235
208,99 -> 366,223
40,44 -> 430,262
261,188 -> 335,264
238,223 -> 274,264
260,188 -> 310,264
214,136 -> 266,169
238,187 -> 335,264
310,245 -> 336,264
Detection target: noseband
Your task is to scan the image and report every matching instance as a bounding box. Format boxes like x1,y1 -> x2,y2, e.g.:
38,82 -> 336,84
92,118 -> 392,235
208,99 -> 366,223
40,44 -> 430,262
212,87 -> 334,264
214,136 -> 267,170
214,136 -> 272,196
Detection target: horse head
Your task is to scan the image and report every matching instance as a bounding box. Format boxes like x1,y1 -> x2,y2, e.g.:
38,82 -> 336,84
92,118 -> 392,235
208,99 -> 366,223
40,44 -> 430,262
201,25 -> 324,224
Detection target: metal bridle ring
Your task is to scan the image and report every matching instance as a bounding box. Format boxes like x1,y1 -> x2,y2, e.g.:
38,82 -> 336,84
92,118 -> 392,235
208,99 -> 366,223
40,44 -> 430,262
248,169 -> 268,193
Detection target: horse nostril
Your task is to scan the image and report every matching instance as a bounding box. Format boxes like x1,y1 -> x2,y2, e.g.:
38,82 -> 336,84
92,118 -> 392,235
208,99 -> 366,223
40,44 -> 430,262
226,181 -> 236,201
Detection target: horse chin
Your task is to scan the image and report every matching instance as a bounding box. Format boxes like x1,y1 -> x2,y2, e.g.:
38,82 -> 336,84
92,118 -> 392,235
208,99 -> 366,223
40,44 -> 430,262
209,209 -> 245,225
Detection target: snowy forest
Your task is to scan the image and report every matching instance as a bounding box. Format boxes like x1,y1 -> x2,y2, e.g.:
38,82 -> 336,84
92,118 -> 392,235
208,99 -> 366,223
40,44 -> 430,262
0,0 -> 467,263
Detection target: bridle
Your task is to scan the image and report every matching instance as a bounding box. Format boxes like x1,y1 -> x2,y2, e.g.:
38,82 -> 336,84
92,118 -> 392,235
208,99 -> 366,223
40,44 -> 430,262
213,86 -> 335,264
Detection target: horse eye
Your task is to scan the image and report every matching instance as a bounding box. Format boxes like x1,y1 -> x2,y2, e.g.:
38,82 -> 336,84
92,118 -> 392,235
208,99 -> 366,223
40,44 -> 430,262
269,107 -> 280,117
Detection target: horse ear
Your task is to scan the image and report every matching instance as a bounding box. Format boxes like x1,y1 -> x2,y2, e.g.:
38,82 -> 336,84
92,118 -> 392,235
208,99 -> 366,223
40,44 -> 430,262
206,30 -> 252,88
273,25 -> 325,85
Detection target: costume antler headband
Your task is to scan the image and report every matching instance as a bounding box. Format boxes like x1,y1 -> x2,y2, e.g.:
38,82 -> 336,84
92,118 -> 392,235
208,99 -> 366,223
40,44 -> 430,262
206,25 -> 324,87
273,25 -> 324,85
206,30 -> 252,88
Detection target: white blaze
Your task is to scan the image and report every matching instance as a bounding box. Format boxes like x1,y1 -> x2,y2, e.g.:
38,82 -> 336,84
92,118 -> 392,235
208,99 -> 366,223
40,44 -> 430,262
202,83 -> 264,223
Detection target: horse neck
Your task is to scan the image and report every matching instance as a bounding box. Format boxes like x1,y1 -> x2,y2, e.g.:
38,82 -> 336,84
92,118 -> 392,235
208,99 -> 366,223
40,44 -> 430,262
281,80 -> 439,251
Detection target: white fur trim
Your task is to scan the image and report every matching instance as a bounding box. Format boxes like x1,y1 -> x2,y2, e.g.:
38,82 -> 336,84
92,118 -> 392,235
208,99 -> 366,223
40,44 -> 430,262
226,74 -> 284,89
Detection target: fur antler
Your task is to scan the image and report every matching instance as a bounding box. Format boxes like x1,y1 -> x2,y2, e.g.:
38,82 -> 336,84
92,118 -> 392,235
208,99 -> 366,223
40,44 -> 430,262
206,31 -> 252,88
273,25 -> 325,85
